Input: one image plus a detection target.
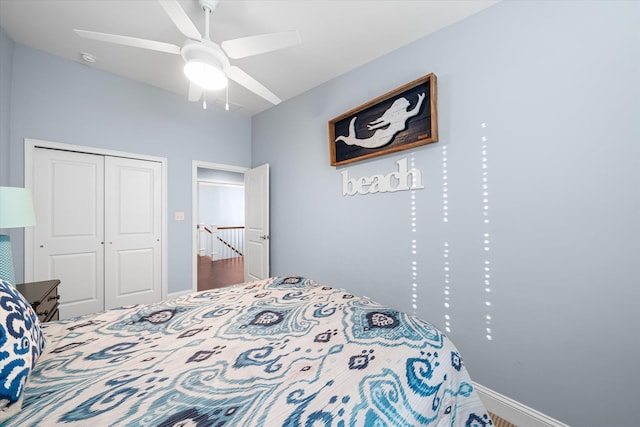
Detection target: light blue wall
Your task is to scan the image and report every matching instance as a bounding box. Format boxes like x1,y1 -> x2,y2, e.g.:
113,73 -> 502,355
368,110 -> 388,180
0,27 -> 19,277
252,1 -> 640,426
0,27 -> 12,186
1,32 -> 252,292
198,184 -> 244,227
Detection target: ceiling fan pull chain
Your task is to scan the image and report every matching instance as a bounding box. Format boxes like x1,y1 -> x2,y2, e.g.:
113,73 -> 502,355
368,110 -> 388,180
203,91 -> 207,110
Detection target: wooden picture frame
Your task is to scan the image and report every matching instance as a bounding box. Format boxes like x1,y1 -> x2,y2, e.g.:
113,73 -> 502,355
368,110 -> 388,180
328,73 -> 438,167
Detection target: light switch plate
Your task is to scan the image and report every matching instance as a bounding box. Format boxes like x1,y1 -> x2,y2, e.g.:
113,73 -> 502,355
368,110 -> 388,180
174,211 -> 185,221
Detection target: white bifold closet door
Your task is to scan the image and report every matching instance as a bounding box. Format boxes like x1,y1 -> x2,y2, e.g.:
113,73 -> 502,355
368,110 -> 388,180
33,148 -> 162,319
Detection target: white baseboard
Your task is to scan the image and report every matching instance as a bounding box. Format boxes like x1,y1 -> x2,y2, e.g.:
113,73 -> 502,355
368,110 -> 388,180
473,382 -> 570,427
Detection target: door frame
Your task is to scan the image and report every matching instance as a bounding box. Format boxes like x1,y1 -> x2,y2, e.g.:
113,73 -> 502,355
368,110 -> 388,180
191,160 -> 248,293
23,138 -> 169,300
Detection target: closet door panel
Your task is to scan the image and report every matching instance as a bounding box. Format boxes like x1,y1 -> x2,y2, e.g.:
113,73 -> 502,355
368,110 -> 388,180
104,156 -> 162,309
33,148 -> 105,319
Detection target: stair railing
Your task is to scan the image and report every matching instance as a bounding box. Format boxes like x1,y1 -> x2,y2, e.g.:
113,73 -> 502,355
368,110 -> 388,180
217,226 -> 244,258
197,225 -> 244,260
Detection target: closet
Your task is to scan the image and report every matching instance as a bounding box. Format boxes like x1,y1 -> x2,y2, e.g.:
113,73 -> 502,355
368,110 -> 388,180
30,147 -> 163,319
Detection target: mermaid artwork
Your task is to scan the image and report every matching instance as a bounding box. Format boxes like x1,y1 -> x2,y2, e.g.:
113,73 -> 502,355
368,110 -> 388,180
335,92 -> 425,149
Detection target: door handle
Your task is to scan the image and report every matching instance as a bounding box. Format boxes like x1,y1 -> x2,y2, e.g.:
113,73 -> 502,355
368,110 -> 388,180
259,235 -> 269,240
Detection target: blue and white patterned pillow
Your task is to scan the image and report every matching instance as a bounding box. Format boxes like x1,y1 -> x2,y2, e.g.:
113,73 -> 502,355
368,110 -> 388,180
0,279 -> 46,421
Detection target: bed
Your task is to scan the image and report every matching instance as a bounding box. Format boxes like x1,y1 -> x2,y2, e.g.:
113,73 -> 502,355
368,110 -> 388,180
1,275 -> 492,426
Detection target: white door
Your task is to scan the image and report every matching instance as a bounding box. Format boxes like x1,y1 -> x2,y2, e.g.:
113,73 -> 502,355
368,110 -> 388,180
33,149 -> 105,318
244,164 -> 269,281
104,157 -> 162,309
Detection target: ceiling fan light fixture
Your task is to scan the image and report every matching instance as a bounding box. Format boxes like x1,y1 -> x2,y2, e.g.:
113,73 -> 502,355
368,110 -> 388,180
184,60 -> 227,90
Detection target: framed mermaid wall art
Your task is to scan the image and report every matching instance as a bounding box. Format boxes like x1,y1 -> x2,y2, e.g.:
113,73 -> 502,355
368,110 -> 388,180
328,73 -> 438,166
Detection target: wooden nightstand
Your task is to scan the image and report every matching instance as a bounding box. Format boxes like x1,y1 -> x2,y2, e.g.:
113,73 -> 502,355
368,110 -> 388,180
16,280 -> 61,323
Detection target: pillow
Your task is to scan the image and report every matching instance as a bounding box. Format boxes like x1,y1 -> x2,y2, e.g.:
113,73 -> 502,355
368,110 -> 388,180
0,279 -> 46,421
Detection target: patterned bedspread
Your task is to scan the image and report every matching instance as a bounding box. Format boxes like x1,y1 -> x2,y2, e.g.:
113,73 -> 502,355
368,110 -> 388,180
7,276 -> 491,426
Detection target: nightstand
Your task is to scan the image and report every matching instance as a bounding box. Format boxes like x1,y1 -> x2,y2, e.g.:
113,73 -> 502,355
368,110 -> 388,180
16,280 -> 61,322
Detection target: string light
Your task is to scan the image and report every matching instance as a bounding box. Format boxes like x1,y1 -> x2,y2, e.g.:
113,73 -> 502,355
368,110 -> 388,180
480,122 -> 493,341
410,154 -> 418,316
442,144 -> 451,333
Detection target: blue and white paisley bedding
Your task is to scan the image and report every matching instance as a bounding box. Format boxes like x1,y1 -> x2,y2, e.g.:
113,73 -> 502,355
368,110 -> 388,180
5,276 -> 491,426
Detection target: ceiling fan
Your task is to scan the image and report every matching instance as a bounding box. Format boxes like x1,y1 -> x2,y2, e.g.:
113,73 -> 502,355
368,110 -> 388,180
74,0 -> 301,108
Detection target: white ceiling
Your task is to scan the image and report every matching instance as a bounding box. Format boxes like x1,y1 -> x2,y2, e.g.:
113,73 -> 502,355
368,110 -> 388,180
0,0 -> 498,115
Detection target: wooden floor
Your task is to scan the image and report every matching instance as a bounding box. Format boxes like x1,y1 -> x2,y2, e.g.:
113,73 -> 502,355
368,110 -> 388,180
489,412 -> 518,427
197,255 -> 244,291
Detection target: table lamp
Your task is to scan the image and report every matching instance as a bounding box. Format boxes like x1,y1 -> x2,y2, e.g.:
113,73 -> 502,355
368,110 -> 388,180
0,186 -> 37,284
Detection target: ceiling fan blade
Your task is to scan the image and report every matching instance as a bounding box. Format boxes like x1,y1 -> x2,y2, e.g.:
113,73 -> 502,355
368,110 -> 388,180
188,82 -> 203,102
74,29 -> 181,55
227,66 -> 281,105
221,31 -> 301,59
158,0 -> 202,40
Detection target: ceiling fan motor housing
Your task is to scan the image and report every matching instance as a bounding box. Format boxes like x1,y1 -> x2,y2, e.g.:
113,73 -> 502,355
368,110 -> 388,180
181,39 -> 230,90
181,39 -> 229,71
199,0 -> 220,13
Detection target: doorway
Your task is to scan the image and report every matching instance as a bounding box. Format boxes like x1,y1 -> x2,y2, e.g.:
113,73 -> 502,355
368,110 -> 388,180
192,161 -> 247,292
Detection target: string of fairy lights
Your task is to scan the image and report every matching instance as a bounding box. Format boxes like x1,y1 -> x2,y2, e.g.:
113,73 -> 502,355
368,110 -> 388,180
409,136 -> 492,340
410,154 -> 418,317
441,144 -> 452,333
480,123 -> 492,341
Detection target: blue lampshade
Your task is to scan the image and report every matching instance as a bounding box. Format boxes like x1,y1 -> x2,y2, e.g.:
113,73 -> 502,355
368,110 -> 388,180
0,187 -> 37,284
